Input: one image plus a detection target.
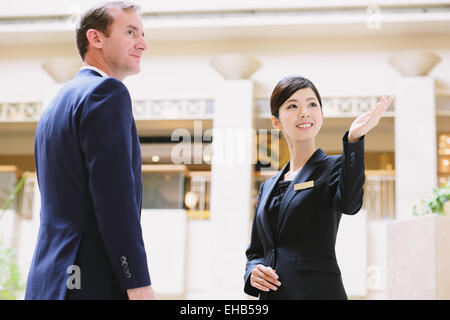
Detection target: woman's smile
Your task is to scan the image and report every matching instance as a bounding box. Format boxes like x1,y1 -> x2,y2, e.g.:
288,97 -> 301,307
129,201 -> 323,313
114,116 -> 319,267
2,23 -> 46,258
296,122 -> 314,130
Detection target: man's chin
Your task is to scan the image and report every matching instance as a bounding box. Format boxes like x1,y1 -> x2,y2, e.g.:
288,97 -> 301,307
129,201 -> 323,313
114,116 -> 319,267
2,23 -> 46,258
131,65 -> 141,75
123,66 -> 141,78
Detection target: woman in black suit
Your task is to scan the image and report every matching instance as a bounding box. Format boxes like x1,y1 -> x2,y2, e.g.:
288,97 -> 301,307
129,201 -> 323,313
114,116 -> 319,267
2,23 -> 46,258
244,75 -> 393,300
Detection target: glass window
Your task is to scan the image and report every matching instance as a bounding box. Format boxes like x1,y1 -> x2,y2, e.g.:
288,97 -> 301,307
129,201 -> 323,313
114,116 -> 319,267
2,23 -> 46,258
142,170 -> 185,209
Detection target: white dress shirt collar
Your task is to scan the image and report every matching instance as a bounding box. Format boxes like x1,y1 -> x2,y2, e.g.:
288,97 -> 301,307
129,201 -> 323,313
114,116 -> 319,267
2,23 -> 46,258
284,167 -> 302,181
80,66 -> 109,78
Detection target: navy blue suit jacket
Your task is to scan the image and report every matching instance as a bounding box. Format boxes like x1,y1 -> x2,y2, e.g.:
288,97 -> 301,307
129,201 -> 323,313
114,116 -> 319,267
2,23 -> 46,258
244,131 -> 365,300
25,69 -> 151,300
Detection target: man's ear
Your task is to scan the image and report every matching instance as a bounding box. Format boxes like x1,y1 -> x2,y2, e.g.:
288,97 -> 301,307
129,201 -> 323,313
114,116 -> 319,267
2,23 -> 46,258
271,115 -> 282,130
86,29 -> 104,50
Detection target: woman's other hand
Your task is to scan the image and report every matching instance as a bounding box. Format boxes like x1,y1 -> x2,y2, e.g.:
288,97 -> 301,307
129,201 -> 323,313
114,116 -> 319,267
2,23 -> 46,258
250,264 -> 281,292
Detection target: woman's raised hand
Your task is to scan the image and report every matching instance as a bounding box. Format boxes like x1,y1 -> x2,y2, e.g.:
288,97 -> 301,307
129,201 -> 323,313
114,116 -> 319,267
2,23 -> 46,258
348,95 -> 394,142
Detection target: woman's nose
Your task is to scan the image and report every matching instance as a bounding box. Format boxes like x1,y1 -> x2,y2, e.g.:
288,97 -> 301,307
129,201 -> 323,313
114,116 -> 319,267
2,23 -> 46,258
299,106 -> 310,117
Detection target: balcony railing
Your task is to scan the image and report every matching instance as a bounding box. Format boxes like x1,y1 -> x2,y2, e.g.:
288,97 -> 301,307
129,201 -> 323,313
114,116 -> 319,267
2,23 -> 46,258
0,166 -> 397,221
254,169 -> 396,221
363,170 -> 396,220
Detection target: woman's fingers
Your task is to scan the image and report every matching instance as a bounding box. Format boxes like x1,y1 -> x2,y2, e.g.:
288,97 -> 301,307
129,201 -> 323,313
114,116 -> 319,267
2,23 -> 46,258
255,265 -> 281,285
376,96 -> 389,116
384,96 -> 394,110
378,95 -> 393,113
372,96 -> 386,118
376,96 -> 393,123
251,280 -> 270,292
250,265 -> 281,291
370,95 -> 393,125
253,268 -> 279,286
349,95 -> 394,139
252,276 -> 279,291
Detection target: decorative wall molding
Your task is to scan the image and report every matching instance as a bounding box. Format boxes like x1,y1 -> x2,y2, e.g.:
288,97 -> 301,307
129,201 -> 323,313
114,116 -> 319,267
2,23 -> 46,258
132,99 -> 215,120
255,96 -> 396,118
0,99 -> 215,122
4,95 -> 450,123
0,102 -> 43,122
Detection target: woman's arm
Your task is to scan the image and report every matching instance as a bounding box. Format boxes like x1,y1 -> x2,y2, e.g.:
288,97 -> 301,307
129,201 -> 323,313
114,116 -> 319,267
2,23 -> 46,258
244,182 -> 271,296
331,131 -> 366,215
331,96 -> 393,214
331,95 -> 393,215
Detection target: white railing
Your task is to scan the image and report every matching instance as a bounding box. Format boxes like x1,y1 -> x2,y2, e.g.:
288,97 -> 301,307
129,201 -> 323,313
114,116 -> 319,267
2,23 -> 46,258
0,166 -> 397,221
363,170 -> 396,221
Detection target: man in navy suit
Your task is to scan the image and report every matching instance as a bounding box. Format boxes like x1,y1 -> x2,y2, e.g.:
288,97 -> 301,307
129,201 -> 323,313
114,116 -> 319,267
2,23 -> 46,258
25,1 -> 155,300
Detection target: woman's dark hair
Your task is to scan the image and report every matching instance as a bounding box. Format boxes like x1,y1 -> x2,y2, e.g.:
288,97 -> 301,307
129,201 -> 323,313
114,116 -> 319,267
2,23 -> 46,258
76,1 -> 140,60
270,75 -> 322,118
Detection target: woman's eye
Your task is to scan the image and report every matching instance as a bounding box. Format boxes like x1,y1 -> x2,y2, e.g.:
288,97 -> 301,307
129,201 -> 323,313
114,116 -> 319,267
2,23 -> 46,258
287,104 -> 297,109
309,102 -> 318,107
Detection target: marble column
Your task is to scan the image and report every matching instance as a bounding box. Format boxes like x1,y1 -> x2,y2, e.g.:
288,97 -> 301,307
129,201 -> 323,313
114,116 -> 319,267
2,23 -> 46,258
386,52 -> 447,300
208,54 -> 261,299
388,51 -> 441,220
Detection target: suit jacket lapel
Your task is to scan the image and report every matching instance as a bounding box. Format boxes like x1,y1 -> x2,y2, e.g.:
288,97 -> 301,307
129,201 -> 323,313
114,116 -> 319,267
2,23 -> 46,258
275,148 -> 327,241
257,163 -> 290,248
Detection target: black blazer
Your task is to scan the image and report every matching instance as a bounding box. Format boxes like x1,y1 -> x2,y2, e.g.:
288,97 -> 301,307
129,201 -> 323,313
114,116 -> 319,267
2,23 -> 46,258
244,131 -> 365,300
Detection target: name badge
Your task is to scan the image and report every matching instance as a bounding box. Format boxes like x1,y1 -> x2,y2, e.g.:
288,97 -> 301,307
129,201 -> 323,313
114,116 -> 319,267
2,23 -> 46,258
294,180 -> 314,191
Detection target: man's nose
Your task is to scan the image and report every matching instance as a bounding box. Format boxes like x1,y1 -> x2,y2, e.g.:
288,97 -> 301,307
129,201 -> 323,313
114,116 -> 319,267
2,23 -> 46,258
136,34 -> 148,51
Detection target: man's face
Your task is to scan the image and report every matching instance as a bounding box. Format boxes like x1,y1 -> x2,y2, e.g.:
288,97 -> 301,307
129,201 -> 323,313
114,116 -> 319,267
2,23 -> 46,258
101,7 -> 148,79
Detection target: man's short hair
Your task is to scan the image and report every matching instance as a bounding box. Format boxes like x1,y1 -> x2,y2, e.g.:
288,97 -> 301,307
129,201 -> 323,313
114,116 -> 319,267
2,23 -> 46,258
76,1 -> 140,60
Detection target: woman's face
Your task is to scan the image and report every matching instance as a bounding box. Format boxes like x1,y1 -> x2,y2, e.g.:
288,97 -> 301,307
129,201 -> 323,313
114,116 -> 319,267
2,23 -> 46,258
271,87 -> 323,144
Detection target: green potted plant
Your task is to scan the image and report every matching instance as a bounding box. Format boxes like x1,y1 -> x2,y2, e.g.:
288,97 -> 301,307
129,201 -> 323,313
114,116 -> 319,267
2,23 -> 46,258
413,181 -> 450,216
0,240 -> 24,300
0,172 -> 28,300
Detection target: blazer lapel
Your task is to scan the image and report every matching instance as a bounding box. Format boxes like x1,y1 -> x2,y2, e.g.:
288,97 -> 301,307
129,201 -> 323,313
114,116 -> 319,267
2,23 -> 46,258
257,163 -> 290,248
275,148 -> 327,241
